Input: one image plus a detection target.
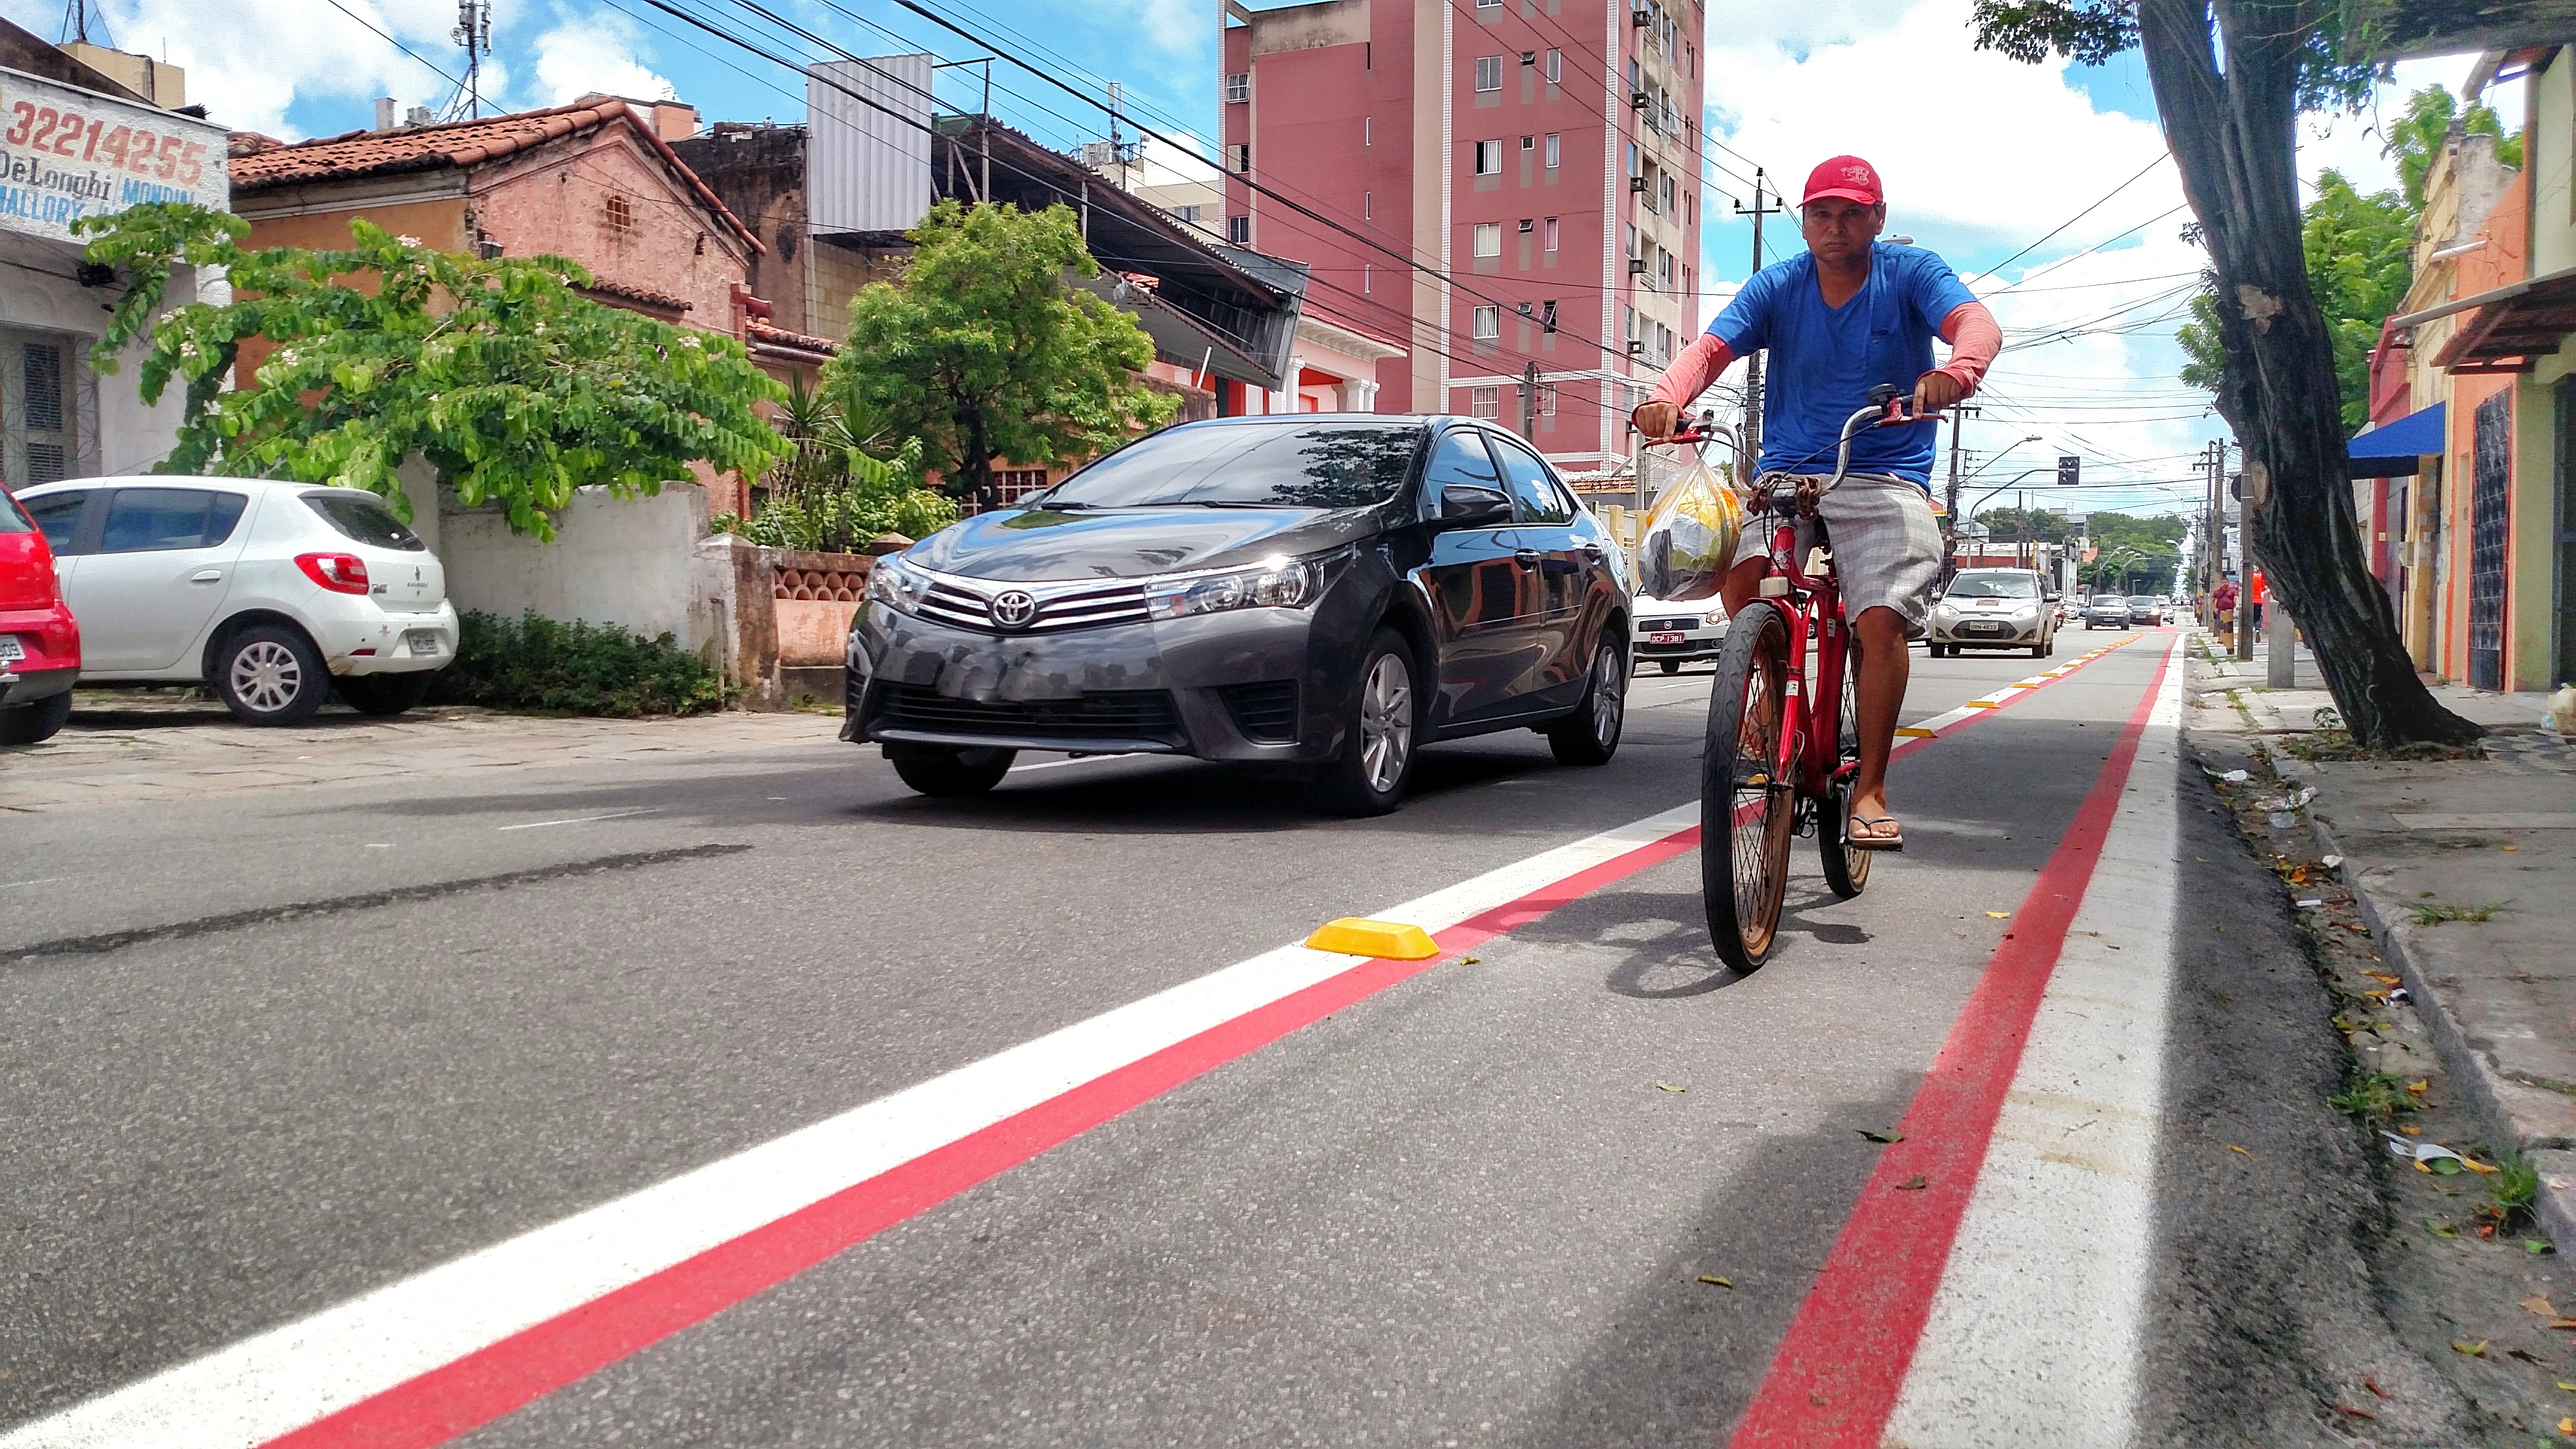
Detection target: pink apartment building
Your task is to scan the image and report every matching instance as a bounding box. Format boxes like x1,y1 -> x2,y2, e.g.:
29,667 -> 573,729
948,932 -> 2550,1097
1221,0 -> 1704,468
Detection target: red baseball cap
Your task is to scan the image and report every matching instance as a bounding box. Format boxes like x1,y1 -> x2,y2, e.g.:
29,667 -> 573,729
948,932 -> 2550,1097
1802,155 -> 1884,208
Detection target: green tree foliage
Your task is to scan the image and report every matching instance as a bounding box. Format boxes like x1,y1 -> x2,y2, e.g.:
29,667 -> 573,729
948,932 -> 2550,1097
1971,0 -> 2382,111
711,375 -> 959,551
2176,85 -> 2522,429
2080,510 -> 2187,589
826,200 -> 1180,509
77,204 -> 786,540
1973,504 -> 2072,545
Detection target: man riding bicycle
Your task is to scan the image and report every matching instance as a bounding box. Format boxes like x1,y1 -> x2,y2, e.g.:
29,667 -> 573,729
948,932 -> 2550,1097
1633,156 -> 1999,851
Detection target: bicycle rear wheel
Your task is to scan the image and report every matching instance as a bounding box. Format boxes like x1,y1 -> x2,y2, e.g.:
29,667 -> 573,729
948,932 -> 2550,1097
1819,642 -> 1872,899
1702,600 -> 1795,972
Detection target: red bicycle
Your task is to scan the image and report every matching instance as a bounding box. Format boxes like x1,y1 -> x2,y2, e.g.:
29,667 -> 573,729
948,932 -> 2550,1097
1698,384 -> 1930,972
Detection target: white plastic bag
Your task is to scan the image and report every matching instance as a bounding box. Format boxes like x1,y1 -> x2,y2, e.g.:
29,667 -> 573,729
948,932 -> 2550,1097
1638,460 -> 1744,602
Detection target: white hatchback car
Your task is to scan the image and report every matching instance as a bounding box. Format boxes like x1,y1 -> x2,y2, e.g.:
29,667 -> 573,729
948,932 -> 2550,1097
17,476 -> 457,724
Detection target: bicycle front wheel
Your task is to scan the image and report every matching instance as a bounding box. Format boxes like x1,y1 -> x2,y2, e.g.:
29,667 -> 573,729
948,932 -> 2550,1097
1702,600 -> 1795,972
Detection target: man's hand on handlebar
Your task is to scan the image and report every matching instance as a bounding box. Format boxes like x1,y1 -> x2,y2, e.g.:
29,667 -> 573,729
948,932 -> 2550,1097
1630,400 -> 1681,442
1911,370 -> 1964,417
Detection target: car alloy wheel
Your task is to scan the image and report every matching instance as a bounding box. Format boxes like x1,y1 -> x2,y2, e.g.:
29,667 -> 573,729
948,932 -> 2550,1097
230,639 -> 306,716
1357,649 -> 1414,793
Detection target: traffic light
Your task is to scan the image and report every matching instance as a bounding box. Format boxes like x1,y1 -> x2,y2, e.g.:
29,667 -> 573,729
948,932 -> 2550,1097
2056,455 -> 2080,487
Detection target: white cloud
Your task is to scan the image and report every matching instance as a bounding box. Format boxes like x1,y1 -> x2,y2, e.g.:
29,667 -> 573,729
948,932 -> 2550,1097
5,0 -> 469,137
1704,0 -> 2175,253
527,8 -> 672,107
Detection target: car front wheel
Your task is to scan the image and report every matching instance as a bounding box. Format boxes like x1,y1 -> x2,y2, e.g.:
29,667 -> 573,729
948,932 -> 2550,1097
887,743 -> 1016,796
1547,634 -> 1626,766
1305,627 -> 1417,816
215,624 -> 331,725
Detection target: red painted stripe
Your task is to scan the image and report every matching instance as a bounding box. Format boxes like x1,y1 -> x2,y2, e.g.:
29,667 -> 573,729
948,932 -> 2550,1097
1723,638 -> 2174,1448
1888,632 -> 2138,765
261,826 -> 1703,1449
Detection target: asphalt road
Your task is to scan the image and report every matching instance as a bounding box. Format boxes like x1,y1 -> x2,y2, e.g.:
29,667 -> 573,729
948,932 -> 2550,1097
0,623 -> 2454,1447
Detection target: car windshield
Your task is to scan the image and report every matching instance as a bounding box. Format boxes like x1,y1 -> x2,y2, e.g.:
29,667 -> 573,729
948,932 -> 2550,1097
1944,572 -> 2039,600
303,491 -> 426,551
2127,596 -> 2158,607
0,490 -> 29,534
1040,422 -> 1426,510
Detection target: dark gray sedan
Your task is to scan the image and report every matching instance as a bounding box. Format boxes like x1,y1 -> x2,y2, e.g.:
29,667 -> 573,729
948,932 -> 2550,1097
842,416 -> 1633,814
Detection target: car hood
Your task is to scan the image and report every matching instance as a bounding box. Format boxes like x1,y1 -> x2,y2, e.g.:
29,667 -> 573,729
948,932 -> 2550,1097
907,505 -> 1381,582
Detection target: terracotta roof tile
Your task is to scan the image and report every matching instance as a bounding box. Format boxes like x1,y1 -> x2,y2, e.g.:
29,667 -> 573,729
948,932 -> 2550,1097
746,319 -> 838,356
577,276 -> 692,313
231,100 -> 761,254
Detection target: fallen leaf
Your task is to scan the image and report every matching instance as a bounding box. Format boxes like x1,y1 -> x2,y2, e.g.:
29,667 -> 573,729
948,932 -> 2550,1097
1895,1174 -> 1929,1190
1655,1082 -> 1687,1093
2562,1417 -> 2574,1437
2227,1144 -> 2253,1158
2514,1348 -> 2549,1365
2366,972 -> 2403,985
2464,1157 -> 2502,1175
2427,1220 -> 2461,1239
2406,1080 -> 2430,1094
2503,844 -> 2520,851
2333,1403 -> 2376,1421
2526,1295 -> 2558,1317
1458,955 -> 1481,965
2451,1339 -> 2488,1356
2365,1377 -> 2392,1399
2533,1240 -> 2558,1255
1858,1129 -> 1905,1144
1696,1275 -> 1733,1288
2548,1319 -> 2576,1331
1985,911 -> 2011,919
2556,1380 -> 2576,1392
2401,1126 -> 2423,1136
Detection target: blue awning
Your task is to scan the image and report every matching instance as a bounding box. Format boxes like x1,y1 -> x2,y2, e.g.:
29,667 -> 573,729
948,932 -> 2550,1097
2348,402 -> 2444,477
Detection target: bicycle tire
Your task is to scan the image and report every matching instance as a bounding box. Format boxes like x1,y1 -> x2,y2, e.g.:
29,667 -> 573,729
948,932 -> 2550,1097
1702,600 -> 1795,972
1818,644 -> 1872,899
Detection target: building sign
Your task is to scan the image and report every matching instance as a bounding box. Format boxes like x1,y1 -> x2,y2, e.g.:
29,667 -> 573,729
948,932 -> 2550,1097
0,64 -> 228,245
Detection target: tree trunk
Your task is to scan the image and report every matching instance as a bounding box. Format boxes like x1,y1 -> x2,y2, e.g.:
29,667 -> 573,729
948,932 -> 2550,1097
958,412 -> 999,511
2136,0 -> 2481,746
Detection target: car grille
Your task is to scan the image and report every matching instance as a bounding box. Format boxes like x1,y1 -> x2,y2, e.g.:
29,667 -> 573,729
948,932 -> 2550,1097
913,576 -> 1153,634
873,684 -> 1182,743
1641,616 -> 1699,632
1219,680 -> 1299,743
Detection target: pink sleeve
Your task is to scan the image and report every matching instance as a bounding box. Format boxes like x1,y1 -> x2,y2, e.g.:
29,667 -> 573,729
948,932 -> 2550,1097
1935,302 -> 2000,396
1649,331 -> 1737,409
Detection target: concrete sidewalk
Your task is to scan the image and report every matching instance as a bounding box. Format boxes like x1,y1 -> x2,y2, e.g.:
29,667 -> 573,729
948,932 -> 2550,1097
2186,638 -> 2576,1241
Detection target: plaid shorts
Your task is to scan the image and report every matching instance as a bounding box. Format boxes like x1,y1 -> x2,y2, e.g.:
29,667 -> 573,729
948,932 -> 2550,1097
1729,472 -> 1946,639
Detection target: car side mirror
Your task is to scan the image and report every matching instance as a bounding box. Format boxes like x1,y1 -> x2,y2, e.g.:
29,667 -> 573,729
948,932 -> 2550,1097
1439,483 -> 1513,527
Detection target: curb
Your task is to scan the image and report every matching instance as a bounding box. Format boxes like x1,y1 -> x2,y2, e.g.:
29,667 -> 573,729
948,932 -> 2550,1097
2270,753 -> 2576,1252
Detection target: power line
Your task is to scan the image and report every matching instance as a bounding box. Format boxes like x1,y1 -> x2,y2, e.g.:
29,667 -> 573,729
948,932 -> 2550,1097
321,0 -> 465,93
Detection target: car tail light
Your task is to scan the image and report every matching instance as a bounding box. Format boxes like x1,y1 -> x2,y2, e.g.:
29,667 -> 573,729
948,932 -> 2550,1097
296,552 -> 371,594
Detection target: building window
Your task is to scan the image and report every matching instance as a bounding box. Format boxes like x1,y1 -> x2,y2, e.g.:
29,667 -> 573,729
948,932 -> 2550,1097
1542,216 -> 1558,250
1364,116 -> 1371,145
1470,384 -> 1500,418
1173,203 -> 1202,225
1538,383 -> 1558,416
1230,143 -> 1251,174
1364,190 -> 1372,220
1476,0 -> 1501,9
1544,133 -> 1559,168
1546,49 -> 1562,83
1518,217 -> 1534,233
1473,222 -> 1502,257
1475,139 -> 1501,175
1540,299 -> 1558,333
1625,223 -> 1637,258
1521,134 -> 1535,153
604,193 -> 634,231
1472,306 -> 1501,342
1224,72 -> 1250,103
1364,263 -> 1372,294
1228,215 -> 1251,244
1475,56 -> 1501,91
1626,142 -> 1637,177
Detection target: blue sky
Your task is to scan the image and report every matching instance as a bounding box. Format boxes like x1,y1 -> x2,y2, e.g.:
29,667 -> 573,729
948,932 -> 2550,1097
4,0 -> 2487,515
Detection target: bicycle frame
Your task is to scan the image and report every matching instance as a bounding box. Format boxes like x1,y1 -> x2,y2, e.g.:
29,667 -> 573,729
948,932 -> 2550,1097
1746,516 -> 1854,804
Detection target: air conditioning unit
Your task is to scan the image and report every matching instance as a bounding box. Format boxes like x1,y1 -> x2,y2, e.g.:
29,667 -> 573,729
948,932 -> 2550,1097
1631,91 -> 1652,109
1628,176 -> 1648,193
1627,258 -> 1649,276
1630,7 -> 1651,25
1626,340 -> 1645,356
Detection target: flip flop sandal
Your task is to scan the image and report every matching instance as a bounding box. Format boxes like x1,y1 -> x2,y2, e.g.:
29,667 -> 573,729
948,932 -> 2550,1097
1847,815 -> 1906,852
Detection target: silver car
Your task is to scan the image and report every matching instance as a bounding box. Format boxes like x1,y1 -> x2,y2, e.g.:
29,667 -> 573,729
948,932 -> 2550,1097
1927,568 -> 2059,658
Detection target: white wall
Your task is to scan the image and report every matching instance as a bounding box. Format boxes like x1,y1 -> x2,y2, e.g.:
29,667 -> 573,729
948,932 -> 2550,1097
416,476 -> 731,656
0,232 -> 217,478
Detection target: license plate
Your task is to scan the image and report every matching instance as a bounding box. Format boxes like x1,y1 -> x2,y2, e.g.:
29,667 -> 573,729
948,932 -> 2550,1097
1650,631 -> 1683,645
404,630 -> 442,656
1963,621 -> 2004,634
0,635 -> 20,662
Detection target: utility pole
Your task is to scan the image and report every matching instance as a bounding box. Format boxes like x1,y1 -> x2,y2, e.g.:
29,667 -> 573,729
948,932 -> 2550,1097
1941,402 -> 1980,579
1733,170 -> 1779,462
1520,359 -> 1540,441
451,0 -> 492,119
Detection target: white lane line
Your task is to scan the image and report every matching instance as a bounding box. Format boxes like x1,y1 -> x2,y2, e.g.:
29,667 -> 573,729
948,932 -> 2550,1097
0,803 -> 1697,1449
0,877 -> 70,890
1881,632 -> 2187,1447
493,808 -> 661,832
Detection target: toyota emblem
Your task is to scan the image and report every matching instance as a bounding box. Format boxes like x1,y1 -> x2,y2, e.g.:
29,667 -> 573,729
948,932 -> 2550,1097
988,590 -> 1039,629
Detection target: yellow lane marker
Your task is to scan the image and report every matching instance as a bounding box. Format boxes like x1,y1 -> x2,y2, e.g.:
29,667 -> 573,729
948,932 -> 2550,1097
1894,726 -> 1938,738
1305,917 -> 1441,960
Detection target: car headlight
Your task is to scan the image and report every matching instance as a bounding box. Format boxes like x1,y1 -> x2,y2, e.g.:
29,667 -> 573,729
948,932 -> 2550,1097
1145,554 -> 1326,620
865,555 -> 930,617
2012,604 -> 2041,620
1702,608 -> 1728,626
1931,602 -> 1958,621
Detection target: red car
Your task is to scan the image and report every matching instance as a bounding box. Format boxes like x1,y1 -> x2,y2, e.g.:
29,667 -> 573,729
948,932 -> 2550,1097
0,486 -> 80,745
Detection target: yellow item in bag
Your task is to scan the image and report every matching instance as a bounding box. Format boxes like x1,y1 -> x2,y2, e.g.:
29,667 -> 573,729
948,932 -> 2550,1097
1638,460 -> 1744,601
